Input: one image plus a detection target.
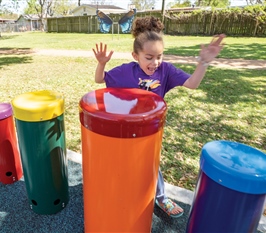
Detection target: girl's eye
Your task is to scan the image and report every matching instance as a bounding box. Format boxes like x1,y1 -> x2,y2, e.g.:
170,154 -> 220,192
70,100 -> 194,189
146,57 -> 152,60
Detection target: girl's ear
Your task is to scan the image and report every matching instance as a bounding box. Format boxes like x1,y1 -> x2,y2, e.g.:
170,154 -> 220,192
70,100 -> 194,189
132,52 -> 138,61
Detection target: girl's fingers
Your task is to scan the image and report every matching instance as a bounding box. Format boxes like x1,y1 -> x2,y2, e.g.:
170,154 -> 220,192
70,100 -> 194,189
95,43 -> 99,52
211,34 -> 226,46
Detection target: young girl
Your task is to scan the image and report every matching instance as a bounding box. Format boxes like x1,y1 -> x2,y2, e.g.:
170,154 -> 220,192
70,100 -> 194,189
92,16 -> 225,218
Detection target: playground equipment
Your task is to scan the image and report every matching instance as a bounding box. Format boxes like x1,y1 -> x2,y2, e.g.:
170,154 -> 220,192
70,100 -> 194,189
0,103 -> 23,184
11,90 -> 69,215
79,87 -> 167,232
186,140 -> 266,233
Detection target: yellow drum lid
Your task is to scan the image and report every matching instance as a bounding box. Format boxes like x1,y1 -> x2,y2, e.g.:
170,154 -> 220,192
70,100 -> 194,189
11,90 -> 64,122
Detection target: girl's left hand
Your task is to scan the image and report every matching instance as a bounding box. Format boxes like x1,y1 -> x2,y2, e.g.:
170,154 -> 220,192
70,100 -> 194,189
199,34 -> 226,63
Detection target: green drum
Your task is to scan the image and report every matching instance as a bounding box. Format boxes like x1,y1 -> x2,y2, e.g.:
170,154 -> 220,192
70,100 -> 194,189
12,90 -> 69,215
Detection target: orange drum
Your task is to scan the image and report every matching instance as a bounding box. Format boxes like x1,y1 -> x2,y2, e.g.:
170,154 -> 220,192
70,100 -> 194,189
79,88 -> 167,233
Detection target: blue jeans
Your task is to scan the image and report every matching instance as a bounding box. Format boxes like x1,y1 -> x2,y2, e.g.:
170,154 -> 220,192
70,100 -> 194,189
156,169 -> 166,202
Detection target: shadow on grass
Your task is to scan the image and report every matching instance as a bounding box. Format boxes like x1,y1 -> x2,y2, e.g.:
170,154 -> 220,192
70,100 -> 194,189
164,43 -> 266,60
0,34 -> 20,40
0,47 -> 34,55
171,65 -> 266,106
0,47 -> 34,68
0,56 -> 33,68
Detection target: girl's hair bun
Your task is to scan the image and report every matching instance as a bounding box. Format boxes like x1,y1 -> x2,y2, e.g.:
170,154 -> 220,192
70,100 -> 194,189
131,16 -> 164,38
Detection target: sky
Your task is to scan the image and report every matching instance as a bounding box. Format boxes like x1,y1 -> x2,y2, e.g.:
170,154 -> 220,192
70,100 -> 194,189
3,0 -> 249,14
113,0 -> 248,10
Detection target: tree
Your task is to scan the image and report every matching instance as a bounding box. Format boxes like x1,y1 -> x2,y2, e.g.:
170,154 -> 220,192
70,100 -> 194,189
130,0 -> 156,10
245,0 -> 265,4
78,0 -> 113,6
194,0 -> 230,7
24,0 -> 53,30
89,0 -> 112,4
171,0 -> 192,8
51,0 -> 76,16
0,0 -> 20,14
24,0 -> 37,14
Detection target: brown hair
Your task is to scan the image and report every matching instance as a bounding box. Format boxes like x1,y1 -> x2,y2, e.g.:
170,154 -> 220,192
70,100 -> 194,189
131,16 -> 164,54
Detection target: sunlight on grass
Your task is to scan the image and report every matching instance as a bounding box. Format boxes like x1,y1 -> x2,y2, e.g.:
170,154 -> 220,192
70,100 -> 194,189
162,65 -> 266,189
1,32 -> 266,60
0,33 -> 265,191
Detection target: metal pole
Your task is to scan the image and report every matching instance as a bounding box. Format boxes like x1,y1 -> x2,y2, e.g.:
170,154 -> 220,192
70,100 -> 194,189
161,0 -> 165,23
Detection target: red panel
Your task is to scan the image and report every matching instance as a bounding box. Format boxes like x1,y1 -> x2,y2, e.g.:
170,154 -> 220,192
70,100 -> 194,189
0,115 -> 23,184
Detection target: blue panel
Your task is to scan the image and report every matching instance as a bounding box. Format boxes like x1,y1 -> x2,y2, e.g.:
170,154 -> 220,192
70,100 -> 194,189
118,9 -> 136,33
96,10 -> 113,33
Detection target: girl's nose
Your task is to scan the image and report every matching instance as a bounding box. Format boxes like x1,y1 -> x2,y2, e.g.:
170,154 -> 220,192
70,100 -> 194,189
152,59 -> 159,66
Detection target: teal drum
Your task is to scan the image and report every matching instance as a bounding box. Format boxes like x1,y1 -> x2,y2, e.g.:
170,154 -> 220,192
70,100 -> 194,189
11,90 -> 69,215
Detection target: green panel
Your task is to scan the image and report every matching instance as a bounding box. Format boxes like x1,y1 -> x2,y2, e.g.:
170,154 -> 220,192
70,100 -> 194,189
16,114 -> 69,215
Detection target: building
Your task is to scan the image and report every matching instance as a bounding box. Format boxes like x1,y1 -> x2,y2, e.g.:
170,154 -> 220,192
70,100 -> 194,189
71,4 -> 127,16
16,14 -> 42,31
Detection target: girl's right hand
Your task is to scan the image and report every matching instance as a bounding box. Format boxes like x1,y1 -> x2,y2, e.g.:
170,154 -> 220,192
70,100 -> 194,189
92,42 -> 114,64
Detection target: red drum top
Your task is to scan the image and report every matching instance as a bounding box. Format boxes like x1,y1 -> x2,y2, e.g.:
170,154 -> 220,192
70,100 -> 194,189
79,88 -> 167,138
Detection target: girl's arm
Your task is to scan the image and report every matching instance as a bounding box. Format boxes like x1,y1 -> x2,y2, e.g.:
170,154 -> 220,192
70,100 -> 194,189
183,34 -> 226,89
92,42 -> 114,83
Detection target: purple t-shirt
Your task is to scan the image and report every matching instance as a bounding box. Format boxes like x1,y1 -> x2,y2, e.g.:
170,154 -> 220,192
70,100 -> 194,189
104,61 -> 190,98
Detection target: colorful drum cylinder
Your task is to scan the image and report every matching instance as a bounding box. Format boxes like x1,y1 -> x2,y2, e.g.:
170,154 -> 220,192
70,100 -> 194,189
0,103 -> 23,184
186,140 -> 266,233
79,88 -> 167,232
11,90 -> 69,215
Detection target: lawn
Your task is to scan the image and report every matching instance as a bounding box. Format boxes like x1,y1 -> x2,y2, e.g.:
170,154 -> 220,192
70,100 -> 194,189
1,32 -> 265,190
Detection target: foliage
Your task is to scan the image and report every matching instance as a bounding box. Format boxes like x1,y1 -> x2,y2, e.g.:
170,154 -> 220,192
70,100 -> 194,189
89,0 -> 113,4
24,0 -> 53,30
164,4 -> 266,36
0,12 -> 18,19
24,0 -> 76,16
24,0 -> 39,14
76,0 -> 112,7
245,0 -> 265,4
0,0 -> 19,14
194,0 -> 230,7
171,0 -> 192,8
130,0 -> 156,10
50,0 -> 77,16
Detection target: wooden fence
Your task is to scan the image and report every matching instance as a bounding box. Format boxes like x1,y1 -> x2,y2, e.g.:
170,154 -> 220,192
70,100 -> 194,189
47,9 -> 266,37
163,10 -> 266,36
47,16 -> 97,33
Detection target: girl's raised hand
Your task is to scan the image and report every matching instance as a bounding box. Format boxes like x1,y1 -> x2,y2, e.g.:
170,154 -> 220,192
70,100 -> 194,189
92,42 -> 114,64
199,34 -> 226,63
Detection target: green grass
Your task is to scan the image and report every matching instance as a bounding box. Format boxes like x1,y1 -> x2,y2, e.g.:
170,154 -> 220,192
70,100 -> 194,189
1,32 -> 266,60
1,32 -> 265,190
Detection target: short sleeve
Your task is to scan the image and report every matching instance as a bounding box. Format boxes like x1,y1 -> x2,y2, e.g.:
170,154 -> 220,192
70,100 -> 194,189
166,63 -> 190,91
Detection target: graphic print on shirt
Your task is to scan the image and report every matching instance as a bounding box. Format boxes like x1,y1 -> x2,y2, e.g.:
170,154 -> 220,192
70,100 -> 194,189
138,78 -> 160,91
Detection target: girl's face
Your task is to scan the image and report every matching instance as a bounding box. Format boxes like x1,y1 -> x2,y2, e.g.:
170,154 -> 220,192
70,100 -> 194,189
132,40 -> 164,76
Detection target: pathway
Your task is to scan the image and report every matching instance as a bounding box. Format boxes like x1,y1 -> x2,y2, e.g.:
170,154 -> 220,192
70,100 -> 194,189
34,49 -> 266,70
